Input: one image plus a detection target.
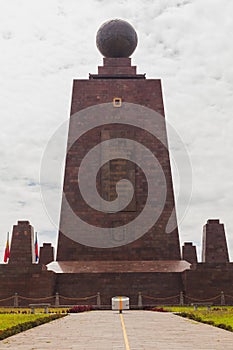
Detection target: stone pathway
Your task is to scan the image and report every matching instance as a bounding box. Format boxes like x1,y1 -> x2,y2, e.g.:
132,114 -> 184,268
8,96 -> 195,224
0,311 -> 233,350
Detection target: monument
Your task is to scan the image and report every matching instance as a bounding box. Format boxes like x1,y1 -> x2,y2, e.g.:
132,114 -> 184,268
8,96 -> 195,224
0,20 -> 233,307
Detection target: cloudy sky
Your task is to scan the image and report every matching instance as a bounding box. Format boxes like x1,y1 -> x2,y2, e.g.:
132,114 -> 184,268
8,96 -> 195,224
0,0 -> 233,262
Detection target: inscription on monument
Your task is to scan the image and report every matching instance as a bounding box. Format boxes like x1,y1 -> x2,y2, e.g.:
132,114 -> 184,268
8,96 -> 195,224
101,129 -> 136,212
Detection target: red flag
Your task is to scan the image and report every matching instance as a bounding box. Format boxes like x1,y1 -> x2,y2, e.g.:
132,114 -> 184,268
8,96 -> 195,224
4,232 -> 10,263
35,232 -> 39,262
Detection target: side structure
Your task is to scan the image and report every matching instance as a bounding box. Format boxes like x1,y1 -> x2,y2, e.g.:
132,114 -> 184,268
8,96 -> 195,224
0,221 -> 55,306
182,219 -> 233,303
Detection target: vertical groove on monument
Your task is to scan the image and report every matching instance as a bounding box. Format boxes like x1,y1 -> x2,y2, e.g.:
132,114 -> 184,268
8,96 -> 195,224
202,219 -> 229,263
56,19 -> 181,262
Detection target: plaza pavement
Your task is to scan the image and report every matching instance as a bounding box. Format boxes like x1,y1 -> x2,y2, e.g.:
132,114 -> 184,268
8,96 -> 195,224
0,311 -> 233,350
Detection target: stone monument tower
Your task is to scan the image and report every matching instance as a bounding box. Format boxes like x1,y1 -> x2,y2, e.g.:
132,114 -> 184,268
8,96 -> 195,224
56,19 -> 181,262
49,19 -> 190,304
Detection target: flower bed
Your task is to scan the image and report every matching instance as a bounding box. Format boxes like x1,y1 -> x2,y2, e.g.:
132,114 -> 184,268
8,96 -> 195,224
0,307 -> 69,314
150,307 -> 168,312
68,305 -> 94,313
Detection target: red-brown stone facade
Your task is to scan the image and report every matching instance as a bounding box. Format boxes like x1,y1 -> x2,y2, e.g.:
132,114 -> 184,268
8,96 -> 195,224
0,221 -> 55,306
39,243 -> 54,265
202,219 -> 229,263
8,221 -> 35,265
57,57 -> 181,261
182,242 -> 197,265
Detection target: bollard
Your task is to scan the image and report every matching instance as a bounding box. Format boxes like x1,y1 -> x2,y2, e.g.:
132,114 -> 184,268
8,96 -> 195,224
221,291 -> 225,306
97,292 -> 101,308
55,292 -> 60,307
138,292 -> 143,309
179,291 -> 184,306
14,293 -> 19,307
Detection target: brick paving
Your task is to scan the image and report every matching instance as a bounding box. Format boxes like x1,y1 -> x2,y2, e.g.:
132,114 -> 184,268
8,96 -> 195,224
0,311 -> 233,350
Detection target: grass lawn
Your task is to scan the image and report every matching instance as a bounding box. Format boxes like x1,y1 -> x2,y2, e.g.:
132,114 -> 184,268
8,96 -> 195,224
0,311 -> 67,340
161,306 -> 233,330
194,310 -> 233,328
0,314 -> 52,331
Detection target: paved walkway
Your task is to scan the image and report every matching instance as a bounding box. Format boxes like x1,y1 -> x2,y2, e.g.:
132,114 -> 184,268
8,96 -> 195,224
0,311 -> 233,350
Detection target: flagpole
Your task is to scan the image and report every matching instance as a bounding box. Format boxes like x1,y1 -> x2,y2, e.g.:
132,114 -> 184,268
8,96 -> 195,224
4,232 -> 10,263
35,231 -> 39,263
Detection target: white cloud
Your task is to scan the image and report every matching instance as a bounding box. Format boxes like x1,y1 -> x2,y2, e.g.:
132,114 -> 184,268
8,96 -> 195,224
0,0 -> 233,261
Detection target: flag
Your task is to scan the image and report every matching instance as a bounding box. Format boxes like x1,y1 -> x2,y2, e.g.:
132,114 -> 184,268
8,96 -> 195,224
4,232 -> 10,263
35,232 -> 39,262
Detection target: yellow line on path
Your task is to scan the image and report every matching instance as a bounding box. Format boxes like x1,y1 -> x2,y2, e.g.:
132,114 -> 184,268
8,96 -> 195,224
120,313 -> 130,350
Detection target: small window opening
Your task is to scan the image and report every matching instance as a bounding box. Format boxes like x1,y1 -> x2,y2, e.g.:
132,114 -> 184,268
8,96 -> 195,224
113,97 -> 122,107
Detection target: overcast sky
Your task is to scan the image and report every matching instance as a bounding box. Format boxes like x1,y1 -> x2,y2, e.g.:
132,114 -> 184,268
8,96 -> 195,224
0,0 -> 233,262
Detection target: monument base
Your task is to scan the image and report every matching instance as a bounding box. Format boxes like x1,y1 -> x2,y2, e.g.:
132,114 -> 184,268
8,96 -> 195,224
47,260 -> 190,306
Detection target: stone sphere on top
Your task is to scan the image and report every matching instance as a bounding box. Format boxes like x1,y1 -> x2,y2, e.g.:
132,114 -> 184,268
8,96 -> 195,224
96,19 -> 138,58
